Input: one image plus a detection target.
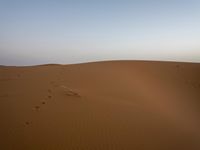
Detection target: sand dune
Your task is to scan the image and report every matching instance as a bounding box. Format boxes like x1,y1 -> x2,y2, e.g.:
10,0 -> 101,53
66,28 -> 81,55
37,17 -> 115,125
0,60 -> 200,150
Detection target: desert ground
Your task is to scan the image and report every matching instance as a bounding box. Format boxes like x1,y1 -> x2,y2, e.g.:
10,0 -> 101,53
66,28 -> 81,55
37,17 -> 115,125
0,60 -> 200,150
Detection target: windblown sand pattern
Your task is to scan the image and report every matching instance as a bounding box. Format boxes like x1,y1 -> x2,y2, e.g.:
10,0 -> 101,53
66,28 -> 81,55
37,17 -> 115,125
0,61 -> 200,150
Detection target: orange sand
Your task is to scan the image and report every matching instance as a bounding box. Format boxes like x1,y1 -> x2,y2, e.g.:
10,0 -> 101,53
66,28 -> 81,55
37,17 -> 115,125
0,61 -> 200,149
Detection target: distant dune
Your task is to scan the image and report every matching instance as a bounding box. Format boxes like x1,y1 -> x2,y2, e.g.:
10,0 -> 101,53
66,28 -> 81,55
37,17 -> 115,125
0,61 -> 200,150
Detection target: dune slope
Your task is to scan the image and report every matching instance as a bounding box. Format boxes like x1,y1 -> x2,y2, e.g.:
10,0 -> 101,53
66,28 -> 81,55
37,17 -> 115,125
0,61 -> 200,150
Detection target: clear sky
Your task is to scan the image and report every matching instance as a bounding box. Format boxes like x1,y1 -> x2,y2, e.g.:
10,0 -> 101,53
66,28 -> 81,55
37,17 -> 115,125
0,0 -> 200,65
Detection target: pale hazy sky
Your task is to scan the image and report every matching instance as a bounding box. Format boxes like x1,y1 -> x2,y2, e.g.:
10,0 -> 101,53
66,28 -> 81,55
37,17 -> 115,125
0,0 -> 200,65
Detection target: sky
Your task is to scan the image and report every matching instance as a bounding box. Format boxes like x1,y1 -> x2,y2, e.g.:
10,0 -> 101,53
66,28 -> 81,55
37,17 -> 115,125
0,0 -> 200,65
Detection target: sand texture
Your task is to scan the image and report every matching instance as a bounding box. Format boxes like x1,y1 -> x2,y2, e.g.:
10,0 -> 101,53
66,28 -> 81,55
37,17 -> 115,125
0,61 -> 200,150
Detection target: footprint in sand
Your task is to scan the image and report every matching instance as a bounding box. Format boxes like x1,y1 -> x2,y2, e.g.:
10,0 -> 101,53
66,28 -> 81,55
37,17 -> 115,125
60,85 -> 81,97
25,121 -> 30,125
65,90 -> 81,97
48,95 -> 52,99
41,101 -> 46,104
24,121 -> 33,127
34,106 -> 40,111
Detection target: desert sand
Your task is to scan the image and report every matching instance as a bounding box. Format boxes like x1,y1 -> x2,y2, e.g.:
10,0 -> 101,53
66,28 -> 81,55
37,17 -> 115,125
0,60 -> 200,150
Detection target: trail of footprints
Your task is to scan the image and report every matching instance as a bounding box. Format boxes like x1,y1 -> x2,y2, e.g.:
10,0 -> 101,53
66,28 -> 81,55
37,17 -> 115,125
11,65 -> 199,126
25,81 -> 81,126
